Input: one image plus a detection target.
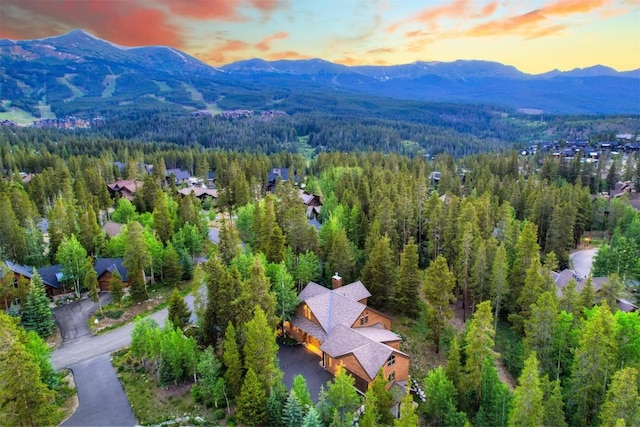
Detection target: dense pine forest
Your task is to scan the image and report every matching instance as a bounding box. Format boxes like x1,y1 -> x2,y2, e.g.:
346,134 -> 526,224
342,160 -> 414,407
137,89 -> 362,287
1,116 -> 639,427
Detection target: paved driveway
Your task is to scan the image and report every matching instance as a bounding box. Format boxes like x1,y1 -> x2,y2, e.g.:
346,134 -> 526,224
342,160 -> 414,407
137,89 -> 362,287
570,248 -> 599,278
54,293 -> 113,344
279,344 -> 333,401
62,354 -> 136,427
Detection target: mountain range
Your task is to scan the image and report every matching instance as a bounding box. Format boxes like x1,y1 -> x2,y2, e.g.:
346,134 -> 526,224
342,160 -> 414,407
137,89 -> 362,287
1,29 -> 638,119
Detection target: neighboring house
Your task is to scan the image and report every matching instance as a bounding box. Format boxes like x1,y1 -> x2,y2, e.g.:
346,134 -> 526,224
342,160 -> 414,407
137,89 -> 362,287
267,167 -> 290,192
177,187 -> 218,201
94,258 -> 128,291
554,269 -> 638,312
299,189 -> 322,219
166,168 -> 191,185
287,275 -> 410,393
3,259 -> 128,299
107,180 -> 139,201
102,221 -> 124,238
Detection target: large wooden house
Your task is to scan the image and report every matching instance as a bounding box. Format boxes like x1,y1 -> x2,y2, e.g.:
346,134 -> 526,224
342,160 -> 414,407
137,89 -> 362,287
287,274 -> 410,392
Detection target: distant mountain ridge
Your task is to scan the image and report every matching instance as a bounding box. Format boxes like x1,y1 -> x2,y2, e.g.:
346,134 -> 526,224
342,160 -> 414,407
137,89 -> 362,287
0,29 -> 638,118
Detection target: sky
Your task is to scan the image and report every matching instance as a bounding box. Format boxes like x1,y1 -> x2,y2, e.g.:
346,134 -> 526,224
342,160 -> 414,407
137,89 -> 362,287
1,0 -> 639,74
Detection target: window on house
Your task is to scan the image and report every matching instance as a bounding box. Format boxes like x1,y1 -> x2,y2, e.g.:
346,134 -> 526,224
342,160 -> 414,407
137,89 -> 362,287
360,314 -> 369,325
388,371 -> 395,382
304,305 -> 311,320
387,354 -> 396,367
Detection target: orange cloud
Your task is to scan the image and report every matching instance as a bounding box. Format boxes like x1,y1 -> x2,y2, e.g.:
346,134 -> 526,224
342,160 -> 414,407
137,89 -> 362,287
368,47 -> 395,54
203,39 -> 250,63
405,30 -> 425,38
255,31 -> 289,51
267,50 -> 311,60
161,0 -> 240,20
479,2 -> 498,17
0,0 -> 183,47
466,0 -> 610,38
543,0 -> 609,16
387,0 -> 472,32
335,56 -> 360,65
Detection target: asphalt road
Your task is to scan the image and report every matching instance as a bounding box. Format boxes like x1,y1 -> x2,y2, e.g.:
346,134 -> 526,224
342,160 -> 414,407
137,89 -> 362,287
62,354 -> 137,427
54,293 -> 113,344
52,306 -> 169,370
279,344 -> 333,402
570,248 -> 599,278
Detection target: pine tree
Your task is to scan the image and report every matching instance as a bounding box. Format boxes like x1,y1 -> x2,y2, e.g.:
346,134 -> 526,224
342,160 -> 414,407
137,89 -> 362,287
218,219 -> 241,266
598,367 -> 640,427
236,368 -> 268,426
282,391 -> 305,427
424,366 -> 462,426
464,301 -> 498,402
490,243 -> 509,332
291,374 -> 313,411
153,191 -> 174,243
524,291 -> 559,378
394,386 -> 419,427
323,366 -> 360,426
559,278 -> 581,317
266,383 -> 287,427
509,352 -> 544,427
20,269 -> 56,338
394,237 -> 421,318
202,257 -> 238,346
109,269 -> 124,306
162,242 -> 182,288
123,221 -> 151,303
510,256 -> 545,334
222,322 -> 243,397
302,406 -> 323,427
600,273 -> 623,309
84,257 -> 102,317
0,313 -> 61,426
359,388 -> 379,427
326,227 -> 356,285
509,221 -> 540,312
579,275 -> 596,312
569,303 -> 618,426
368,369 -> 395,425
445,335 -> 464,404
474,358 -> 511,427
360,234 -> 397,310
424,255 -> 456,353
244,306 -> 280,389
167,287 -> 191,330
541,375 -> 567,427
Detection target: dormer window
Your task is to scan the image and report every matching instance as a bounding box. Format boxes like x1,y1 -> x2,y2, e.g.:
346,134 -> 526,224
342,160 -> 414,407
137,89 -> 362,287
387,354 -> 396,367
360,314 -> 369,325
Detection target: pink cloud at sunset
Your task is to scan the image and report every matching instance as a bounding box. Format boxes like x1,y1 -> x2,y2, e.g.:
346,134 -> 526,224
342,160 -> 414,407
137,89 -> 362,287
0,0 -> 637,73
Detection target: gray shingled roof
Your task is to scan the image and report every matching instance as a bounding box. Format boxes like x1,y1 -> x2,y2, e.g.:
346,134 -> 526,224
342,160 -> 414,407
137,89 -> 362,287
321,324 -> 407,379
334,281 -> 371,301
4,260 -> 34,278
299,282 -> 329,301
306,291 -> 366,335
291,315 -> 328,342
352,324 -> 402,344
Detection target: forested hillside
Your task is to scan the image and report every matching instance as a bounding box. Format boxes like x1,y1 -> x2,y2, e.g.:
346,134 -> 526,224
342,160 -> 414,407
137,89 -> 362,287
1,125 -> 639,426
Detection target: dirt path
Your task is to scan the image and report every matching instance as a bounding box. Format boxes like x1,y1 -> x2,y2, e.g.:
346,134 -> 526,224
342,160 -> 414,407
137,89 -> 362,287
450,301 -> 516,391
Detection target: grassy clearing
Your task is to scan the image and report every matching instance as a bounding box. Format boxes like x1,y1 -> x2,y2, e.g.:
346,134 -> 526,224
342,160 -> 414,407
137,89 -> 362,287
112,349 -> 222,426
296,135 -> 315,161
54,369 -> 78,425
102,75 -> 117,98
0,103 -> 36,125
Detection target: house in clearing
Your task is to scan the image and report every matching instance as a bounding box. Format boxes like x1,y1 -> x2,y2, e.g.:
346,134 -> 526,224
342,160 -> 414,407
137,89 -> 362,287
299,189 -> 322,219
287,274 -> 410,393
107,180 -> 139,201
554,269 -> 638,312
177,186 -> 218,201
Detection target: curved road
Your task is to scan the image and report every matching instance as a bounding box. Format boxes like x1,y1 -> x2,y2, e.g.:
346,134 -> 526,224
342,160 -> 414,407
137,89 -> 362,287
570,248 -> 599,278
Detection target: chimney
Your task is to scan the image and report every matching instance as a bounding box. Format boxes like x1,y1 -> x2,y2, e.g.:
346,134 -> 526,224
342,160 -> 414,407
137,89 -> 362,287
332,273 -> 342,289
